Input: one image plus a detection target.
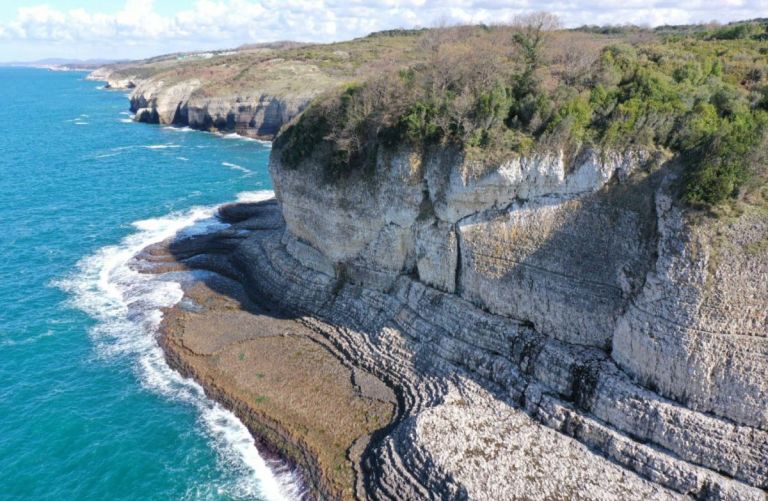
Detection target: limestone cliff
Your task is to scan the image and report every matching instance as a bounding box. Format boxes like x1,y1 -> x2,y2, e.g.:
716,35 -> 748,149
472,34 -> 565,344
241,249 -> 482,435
85,67 -> 135,88
129,77 -> 314,139
88,67 -> 317,139
94,24 -> 768,498
265,143 -> 768,497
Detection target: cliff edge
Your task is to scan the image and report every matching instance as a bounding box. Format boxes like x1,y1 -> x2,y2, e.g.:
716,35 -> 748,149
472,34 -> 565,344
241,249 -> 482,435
264,135 -> 768,497
129,21 -> 768,500
87,34 -> 427,139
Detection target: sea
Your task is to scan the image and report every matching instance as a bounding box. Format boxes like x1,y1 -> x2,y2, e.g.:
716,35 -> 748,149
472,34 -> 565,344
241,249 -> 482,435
0,67 -> 298,500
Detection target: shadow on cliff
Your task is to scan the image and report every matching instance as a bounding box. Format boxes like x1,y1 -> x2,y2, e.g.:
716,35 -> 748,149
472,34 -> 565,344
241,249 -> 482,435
161,165 -> 678,499
455,164 -> 670,352
163,197 -> 475,499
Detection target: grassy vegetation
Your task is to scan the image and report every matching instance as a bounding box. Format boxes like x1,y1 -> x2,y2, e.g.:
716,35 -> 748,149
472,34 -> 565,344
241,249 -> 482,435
275,16 -> 768,209
105,33 -> 425,99
105,17 -> 768,209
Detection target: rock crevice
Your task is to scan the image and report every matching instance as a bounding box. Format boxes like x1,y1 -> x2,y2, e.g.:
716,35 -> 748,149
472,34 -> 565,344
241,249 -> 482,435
259,143 -> 768,498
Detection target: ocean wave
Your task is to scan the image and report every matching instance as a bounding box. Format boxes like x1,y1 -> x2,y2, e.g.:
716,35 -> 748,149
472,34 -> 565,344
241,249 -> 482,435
176,156 -> 190,162
221,133 -> 246,140
0,330 -> 54,347
222,162 -> 252,174
236,191 -> 274,203
163,128 -> 271,147
94,152 -> 122,159
55,190 -> 301,500
142,144 -> 181,150
220,133 -> 272,147
119,118 -> 134,124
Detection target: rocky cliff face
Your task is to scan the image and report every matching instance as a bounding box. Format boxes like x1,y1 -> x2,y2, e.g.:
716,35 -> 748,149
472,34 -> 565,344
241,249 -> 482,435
86,67 -> 141,89
89,68 -> 314,139
129,78 -> 313,139
267,144 -> 768,497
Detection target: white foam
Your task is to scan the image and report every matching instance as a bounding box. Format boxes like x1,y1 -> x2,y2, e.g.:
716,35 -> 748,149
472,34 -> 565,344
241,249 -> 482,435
236,190 -> 275,203
222,162 -> 252,174
163,126 -> 194,133
221,132 -> 272,146
74,122 -> 89,125
164,128 -> 270,147
55,190 -> 300,500
119,111 -> 131,116
176,156 -> 190,162
119,118 -> 134,124
0,330 -> 54,347
143,144 -> 181,150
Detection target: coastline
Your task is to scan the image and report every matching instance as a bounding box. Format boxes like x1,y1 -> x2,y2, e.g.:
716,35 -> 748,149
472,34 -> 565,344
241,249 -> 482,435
82,71 -> 320,498
136,201 -> 396,500
130,197 -> 764,500
58,194 -> 304,500
85,71 -> 302,142
86,69 -> 768,500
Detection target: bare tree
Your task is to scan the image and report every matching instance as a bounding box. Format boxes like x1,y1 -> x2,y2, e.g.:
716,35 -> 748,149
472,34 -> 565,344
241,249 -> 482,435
512,12 -> 562,69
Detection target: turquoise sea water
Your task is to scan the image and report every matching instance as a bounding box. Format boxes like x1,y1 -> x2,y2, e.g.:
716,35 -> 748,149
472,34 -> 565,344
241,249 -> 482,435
0,68 -> 295,500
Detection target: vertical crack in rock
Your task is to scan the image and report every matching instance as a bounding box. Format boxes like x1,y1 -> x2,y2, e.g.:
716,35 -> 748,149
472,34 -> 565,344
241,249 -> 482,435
568,361 -> 600,412
453,224 -> 462,296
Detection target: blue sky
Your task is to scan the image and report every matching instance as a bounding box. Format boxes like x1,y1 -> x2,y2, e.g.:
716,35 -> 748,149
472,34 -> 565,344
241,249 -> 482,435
0,1 -> 766,62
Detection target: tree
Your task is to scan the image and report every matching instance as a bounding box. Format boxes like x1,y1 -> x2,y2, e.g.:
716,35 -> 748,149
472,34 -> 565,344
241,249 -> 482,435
512,12 -> 562,69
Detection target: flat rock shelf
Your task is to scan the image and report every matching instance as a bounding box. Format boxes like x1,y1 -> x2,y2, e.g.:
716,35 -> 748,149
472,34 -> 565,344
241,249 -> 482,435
131,200 -> 764,500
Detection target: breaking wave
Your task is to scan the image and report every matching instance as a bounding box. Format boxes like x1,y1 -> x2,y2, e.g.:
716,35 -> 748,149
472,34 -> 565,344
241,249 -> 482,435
56,190 -> 303,500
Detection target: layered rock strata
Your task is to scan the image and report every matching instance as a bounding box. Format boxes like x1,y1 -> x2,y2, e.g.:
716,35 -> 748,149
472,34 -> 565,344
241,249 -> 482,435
261,143 -> 768,498
88,69 -> 313,139
128,79 -> 312,139
141,188 -> 766,499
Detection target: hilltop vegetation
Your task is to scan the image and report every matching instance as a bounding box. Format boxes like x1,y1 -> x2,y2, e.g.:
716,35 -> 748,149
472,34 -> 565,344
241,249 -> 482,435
105,17 -> 768,210
275,16 -> 768,210
102,33 -> 427,98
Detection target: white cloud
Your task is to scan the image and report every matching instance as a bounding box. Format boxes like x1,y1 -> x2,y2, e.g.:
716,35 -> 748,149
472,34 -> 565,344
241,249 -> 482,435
0,0 -> 766,59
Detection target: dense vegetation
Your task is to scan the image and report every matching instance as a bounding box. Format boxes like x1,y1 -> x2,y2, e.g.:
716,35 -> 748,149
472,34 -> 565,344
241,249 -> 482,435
276,16 -> 768,208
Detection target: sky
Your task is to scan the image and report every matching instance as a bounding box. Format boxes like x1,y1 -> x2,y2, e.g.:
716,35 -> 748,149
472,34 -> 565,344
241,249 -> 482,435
0,0 -> 766,62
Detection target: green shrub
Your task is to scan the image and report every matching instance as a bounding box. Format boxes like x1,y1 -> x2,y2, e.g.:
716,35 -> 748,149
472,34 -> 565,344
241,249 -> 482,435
683,110 -> 767,204
547,95 -> 593,142
707,22 -> 764,41
276,105 -> 330,168
710,86 -> 748,117
275,22 -> 768,208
